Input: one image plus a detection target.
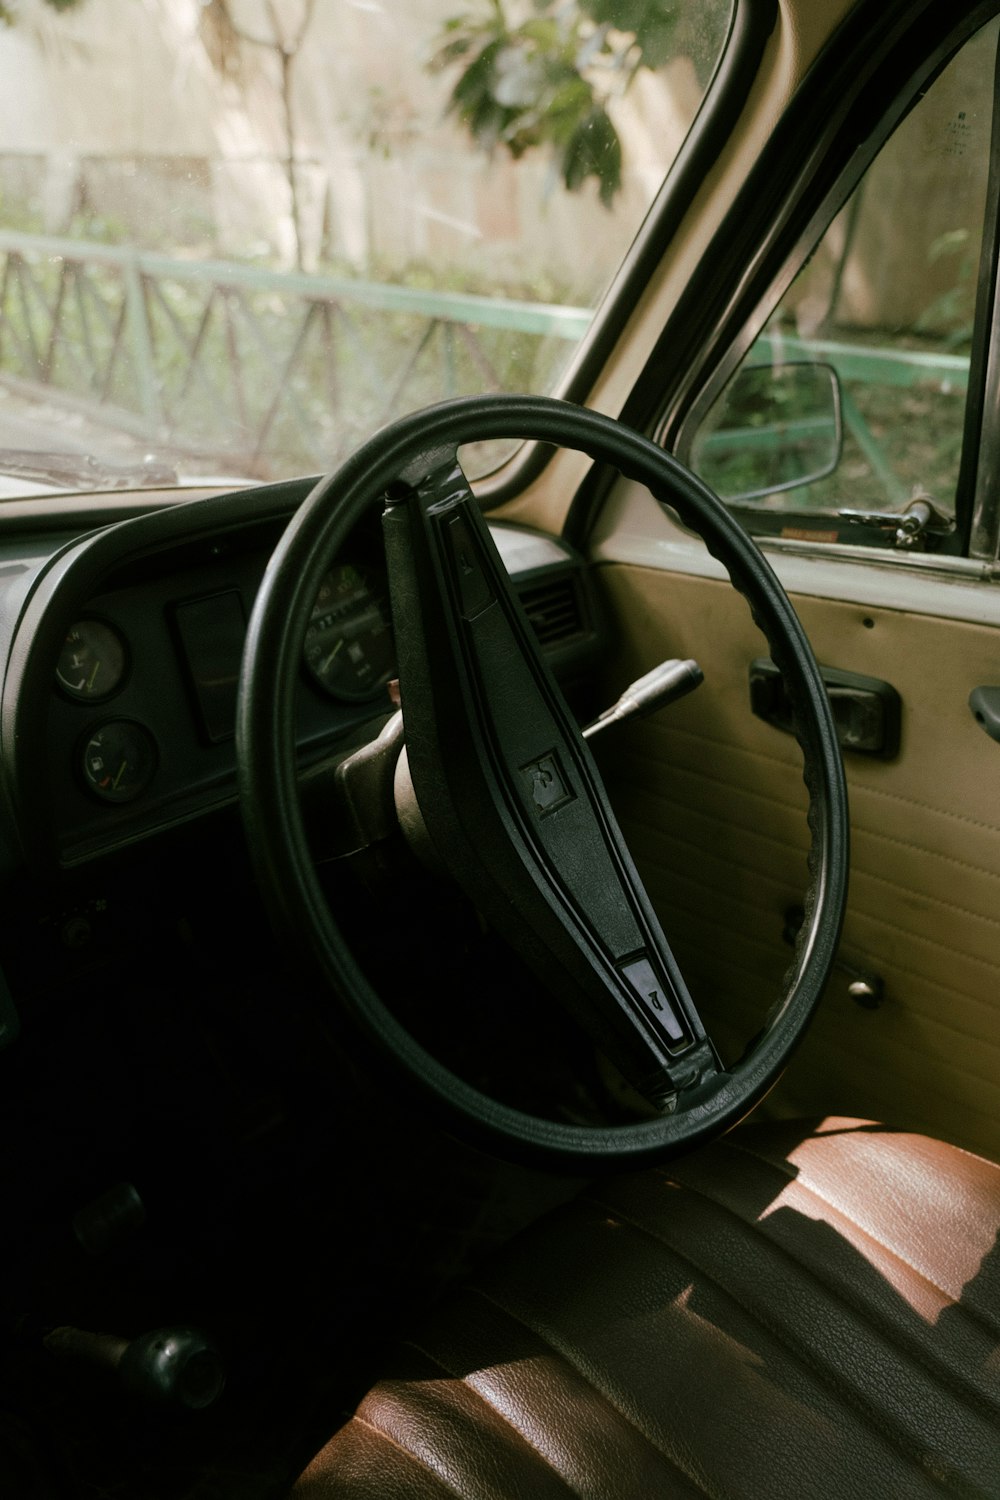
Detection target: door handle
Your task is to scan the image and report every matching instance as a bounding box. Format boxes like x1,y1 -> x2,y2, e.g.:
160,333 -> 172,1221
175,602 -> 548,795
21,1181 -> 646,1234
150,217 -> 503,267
970,687 -> 1000,743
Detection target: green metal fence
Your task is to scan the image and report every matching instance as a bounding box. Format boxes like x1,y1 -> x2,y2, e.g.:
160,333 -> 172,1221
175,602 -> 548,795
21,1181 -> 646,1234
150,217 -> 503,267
0,230 -> 972,494
0,230 -> 592,478
756,332 -> 970,506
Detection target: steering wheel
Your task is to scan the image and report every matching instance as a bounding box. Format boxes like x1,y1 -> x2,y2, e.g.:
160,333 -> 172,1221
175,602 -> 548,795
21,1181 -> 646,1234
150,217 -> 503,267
236,395 -> 848,1172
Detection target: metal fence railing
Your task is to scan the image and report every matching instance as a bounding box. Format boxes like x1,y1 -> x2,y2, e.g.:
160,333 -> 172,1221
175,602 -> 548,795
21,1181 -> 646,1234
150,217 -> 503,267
756,332 -> 970,506
0,231 -> 971,498
0,231 -> 592,478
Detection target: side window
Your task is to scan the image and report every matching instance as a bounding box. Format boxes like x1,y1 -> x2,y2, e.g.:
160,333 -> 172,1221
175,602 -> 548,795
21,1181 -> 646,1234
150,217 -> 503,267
686,18 -> 998,549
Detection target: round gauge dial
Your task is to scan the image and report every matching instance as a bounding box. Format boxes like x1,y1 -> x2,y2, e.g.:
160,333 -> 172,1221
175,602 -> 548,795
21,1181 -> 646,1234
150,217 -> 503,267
57,619 -> 127,702
80,720 -> 157,805
304,562 -> 395,701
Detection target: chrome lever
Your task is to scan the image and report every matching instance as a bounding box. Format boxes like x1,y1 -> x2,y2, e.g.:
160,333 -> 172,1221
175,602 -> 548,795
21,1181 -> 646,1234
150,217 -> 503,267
838,492 -> 955,550
582,658 -> 703,741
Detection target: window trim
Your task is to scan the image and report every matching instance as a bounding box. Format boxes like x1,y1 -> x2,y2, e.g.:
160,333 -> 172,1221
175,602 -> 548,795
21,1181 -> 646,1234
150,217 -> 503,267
671,6 -> 1000,560
566,0 -> 1000,556
968,35 -> 1000,563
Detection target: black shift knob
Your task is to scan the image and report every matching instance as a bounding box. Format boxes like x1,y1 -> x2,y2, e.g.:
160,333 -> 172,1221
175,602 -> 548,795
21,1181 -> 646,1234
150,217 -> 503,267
45,1324 -> 225,1410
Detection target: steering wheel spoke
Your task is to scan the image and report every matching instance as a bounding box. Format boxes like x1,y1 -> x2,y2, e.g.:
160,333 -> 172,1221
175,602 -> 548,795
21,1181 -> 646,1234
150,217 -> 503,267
383,451 -> 718,1108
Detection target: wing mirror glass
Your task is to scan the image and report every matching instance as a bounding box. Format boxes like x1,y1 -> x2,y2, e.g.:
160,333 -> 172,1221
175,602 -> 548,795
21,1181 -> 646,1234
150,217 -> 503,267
691,361 -> 843,504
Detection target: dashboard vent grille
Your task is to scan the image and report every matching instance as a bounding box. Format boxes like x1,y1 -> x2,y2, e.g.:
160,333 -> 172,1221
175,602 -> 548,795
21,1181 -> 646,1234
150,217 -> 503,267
519,576 -> 584,647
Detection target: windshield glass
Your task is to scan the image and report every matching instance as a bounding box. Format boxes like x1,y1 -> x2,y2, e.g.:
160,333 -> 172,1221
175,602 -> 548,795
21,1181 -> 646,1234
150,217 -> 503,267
0,0 -> 732,492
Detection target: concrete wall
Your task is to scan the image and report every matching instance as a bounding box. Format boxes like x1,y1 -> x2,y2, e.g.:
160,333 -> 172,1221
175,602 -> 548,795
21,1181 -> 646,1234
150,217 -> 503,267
0,0 -> 706,303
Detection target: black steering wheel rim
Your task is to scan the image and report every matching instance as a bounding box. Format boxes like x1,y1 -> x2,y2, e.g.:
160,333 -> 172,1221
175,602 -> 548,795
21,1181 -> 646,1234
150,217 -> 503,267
236,394 -> 848,1172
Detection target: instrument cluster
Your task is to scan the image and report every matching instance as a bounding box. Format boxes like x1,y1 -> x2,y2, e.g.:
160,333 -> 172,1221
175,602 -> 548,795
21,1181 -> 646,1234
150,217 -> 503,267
53,551 -> 395,811
0,479 -> 596,871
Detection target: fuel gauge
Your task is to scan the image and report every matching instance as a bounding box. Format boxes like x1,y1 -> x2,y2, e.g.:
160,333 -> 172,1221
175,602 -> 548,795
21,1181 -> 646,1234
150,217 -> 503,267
80,720 -> 157,805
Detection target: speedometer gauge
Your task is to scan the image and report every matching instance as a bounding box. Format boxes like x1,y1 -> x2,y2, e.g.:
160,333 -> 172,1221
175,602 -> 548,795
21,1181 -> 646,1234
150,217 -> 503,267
303,562 -> 395,701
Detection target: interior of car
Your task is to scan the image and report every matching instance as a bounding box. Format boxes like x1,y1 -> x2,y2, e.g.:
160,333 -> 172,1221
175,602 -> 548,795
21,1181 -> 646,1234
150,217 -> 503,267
0,0 -> 998,1495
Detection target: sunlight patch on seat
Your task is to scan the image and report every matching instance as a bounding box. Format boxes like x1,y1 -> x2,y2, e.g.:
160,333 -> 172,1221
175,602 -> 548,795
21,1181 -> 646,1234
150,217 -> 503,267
756,1119 -> 996,1324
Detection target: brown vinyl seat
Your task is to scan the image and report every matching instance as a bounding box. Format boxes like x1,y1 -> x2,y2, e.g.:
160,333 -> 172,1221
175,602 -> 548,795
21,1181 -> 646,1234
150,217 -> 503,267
291,1118 -> 1000,1498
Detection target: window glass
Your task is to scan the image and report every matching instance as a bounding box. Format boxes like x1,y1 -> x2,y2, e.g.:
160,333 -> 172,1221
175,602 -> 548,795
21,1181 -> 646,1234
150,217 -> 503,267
690,18 -> 997,544
0,0 -> 733,491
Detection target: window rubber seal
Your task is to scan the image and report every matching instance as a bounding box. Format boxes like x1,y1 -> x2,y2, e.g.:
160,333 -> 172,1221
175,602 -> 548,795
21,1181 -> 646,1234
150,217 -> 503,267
966,23 -> 1000,561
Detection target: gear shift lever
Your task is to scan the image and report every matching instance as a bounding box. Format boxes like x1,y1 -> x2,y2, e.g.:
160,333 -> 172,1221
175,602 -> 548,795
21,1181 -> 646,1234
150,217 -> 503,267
44,1324 -> 225,1410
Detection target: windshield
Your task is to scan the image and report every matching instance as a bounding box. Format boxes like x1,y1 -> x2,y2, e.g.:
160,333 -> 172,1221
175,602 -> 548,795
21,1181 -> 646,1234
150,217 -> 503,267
0,0 -> 732,493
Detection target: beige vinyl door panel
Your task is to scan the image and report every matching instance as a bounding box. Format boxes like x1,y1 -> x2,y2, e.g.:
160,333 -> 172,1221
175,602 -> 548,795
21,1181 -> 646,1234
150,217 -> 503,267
594,561 -> 1000,1160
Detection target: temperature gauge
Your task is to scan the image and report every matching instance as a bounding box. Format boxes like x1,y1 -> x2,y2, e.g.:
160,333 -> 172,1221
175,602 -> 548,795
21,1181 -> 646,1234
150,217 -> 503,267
57,620 -> 127,702
80,720 -> 157,805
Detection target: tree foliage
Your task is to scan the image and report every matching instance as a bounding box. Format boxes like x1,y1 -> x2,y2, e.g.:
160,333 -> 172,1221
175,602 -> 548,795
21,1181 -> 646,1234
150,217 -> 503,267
429,0 -> 687,204
198,0 -> 319,273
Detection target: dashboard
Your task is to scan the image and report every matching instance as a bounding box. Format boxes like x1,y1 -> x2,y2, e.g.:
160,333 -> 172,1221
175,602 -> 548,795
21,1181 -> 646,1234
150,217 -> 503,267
0,477 -> 602,871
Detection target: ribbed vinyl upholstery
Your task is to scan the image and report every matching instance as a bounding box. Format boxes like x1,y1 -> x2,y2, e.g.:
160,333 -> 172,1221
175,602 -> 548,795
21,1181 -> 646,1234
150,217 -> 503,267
291,1119 -> 1000,1499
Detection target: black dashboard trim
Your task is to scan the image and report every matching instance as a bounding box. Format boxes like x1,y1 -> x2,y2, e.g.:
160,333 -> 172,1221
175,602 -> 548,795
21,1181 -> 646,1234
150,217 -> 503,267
0,479 -> 604,872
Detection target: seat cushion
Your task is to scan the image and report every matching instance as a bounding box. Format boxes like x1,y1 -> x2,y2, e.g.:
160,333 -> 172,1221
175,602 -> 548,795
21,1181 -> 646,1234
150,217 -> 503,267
291,1118 -> 1000,1498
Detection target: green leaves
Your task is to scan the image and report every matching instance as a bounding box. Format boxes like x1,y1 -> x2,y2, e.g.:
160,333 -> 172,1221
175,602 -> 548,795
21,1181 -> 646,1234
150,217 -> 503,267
430,1 -> 685,202
563,107 -> 621,205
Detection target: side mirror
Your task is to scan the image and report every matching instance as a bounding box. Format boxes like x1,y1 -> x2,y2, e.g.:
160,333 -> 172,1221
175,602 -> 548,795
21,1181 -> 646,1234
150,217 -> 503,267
691,361 -> 843,504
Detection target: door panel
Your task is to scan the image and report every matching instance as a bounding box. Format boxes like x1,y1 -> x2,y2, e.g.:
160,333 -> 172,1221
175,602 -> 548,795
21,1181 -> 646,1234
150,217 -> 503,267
595,560 -> 1000,1160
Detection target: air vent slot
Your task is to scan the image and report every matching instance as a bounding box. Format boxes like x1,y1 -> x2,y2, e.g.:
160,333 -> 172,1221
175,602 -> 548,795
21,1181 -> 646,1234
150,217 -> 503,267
518,575 -> 584,647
